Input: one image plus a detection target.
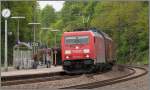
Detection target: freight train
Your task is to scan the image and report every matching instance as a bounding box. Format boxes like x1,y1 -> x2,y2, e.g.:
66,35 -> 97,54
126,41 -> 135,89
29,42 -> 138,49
61,28 -> 115,74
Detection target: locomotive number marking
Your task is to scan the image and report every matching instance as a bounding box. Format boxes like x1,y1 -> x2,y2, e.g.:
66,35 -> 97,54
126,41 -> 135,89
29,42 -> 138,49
72,50 -> 82,53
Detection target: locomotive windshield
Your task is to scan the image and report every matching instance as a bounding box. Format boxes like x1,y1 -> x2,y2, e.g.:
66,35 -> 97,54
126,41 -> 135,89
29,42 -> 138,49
65,36 -> 89,44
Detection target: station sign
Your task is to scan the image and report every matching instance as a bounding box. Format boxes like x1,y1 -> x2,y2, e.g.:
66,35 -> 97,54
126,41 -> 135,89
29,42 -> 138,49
31,42 -> 39,47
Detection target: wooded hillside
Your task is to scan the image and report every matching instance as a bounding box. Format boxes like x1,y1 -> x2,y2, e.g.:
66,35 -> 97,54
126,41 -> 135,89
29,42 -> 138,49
1,1 -> 148,65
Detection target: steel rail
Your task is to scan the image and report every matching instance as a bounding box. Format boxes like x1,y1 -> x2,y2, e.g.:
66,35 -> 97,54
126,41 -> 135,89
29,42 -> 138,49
61,65 -> 148,89
1,67 -> 111,86
1,71 -> 64,81
1,70 -> 107,86
2,74 -> 78,86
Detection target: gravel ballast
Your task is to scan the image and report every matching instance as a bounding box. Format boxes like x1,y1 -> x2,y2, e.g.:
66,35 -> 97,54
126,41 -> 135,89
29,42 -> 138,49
2,65 -> 148,90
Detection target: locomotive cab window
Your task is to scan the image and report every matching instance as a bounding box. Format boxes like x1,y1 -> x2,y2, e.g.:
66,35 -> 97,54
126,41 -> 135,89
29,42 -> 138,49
65,36 -> 89,44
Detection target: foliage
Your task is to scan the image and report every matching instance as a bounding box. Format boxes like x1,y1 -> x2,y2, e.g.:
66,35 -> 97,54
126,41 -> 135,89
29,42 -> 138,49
53,1 -> 148,64
41,5 -> 55,27
1,1 -> 37,65
1,1 -> 148,65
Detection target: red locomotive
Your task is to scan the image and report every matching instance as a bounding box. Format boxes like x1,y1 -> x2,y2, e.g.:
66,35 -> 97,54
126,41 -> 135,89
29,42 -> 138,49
61,28 -> 115,73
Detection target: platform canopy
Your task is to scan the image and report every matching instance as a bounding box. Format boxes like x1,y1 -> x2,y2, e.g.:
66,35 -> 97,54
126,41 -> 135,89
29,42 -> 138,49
14,42 -> 32,50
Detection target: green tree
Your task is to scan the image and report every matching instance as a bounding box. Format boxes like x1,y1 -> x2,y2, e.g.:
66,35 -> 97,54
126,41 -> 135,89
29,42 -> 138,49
41,5 -> 55,27
91,1 -> 148,64
55,1 -> 148,64
1,1 -> 36,65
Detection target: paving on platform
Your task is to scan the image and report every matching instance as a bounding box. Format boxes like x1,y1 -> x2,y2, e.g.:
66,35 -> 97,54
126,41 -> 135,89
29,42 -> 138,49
1,67 -> 15,72
1,66 -> 63,77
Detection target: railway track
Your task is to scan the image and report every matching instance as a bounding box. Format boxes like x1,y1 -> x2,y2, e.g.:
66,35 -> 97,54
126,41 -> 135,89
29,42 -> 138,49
2,65 -> 147,88
1,69 -> 106,86
61,65 -> 148,89
1,71 -> 78,86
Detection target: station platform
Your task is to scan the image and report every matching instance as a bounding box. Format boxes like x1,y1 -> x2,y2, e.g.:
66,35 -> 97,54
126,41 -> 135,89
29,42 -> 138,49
1,66 -> 63,77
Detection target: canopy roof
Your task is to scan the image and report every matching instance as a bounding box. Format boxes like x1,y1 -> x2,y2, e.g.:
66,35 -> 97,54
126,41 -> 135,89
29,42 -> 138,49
14,42 -> 32,50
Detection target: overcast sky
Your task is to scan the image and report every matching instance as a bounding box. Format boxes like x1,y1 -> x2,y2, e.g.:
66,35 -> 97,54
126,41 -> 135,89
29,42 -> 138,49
37,1 -> 65,12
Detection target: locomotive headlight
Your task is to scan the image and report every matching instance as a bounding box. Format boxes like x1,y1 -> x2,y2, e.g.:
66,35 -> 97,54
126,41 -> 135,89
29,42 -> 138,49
83,49 -> 90,53
86,54 -> 89,58
65,50 -> 71,54
66,56 -> 69,59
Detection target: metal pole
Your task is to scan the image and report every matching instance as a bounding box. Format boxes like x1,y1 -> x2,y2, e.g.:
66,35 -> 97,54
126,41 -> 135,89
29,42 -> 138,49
17,19 -> 20,41
54,32 -> 56,47
50,30 -> 59,66
51,49 -> 53,65
33,24 -> 35,54
54,32 -> 56,66
5,20 -> 8,71
28,23 -> 40,55
17,20 -> 20,68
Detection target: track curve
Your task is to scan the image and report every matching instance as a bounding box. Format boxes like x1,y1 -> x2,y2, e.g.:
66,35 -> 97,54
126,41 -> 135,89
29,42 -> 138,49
61,65 -> 148,89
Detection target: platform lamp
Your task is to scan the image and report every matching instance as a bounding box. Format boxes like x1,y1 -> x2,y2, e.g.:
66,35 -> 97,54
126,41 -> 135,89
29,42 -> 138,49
11,16 -> 25,71
41,28 -> 53,65
51,30 -> 60,66
28,23 -> 41,55
11,16 -> 25,43
41,28 -> 53,46
2,9 -> 11,72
